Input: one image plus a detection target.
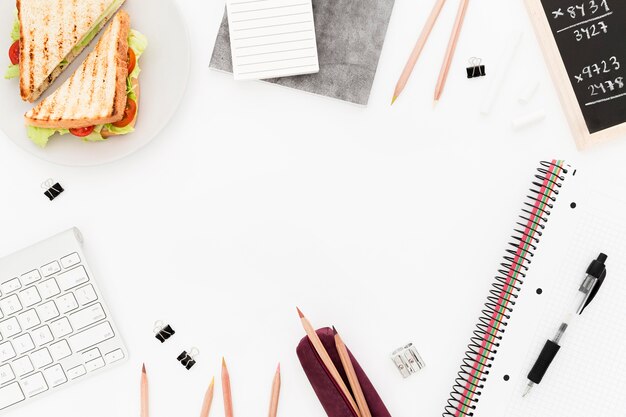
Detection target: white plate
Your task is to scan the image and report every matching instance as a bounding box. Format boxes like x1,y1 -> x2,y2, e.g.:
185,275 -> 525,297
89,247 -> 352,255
0,0 -> 190,167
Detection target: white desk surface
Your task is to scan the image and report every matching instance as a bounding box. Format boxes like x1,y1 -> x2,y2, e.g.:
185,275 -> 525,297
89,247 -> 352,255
1,1 -> 625,417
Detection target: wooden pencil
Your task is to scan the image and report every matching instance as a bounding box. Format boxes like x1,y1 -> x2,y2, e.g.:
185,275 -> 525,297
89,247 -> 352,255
333,327 -> 372,417
141,364 -> 149,417
267,364 -> 281,417
296,308 -> 361,417
434,0 -> 470,102
392,0 -> 448,105
222,358 -> 234,417
199,377 -> 215,417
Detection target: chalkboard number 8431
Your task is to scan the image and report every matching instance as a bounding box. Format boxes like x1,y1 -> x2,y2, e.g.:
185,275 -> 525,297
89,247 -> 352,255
574,21 -> 608,42
556,1 -> 610,20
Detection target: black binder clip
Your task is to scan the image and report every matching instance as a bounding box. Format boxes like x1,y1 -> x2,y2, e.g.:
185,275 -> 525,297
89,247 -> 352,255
42,179 -> 64,201
153,321 -> 176,343
177,348 -> 199,370
466,57 -> 486,79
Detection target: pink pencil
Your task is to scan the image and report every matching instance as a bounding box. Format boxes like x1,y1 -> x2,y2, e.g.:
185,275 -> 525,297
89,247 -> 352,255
434,0 -> 470,102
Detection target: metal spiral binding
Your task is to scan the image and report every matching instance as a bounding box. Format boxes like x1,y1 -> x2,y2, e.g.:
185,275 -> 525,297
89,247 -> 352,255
442,161 -> 567,417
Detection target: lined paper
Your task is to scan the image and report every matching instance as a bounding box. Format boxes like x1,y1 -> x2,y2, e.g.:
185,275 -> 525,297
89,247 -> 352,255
226,0 -> 319,80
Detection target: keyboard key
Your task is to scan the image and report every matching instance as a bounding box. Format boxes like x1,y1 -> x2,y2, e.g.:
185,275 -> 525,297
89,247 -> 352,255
49,340 -> 72,361
60,253 -> 81,269
0,295 -> 23,315
0,382 -> 24,410
43,364 -> 67,387
17,310 -> 40,330
12,357 -> 33,377
13,334 -> 34,354
30,348 -> 52,369
55,294 -> 78,314
31,326 -> 53,346
85,357 -> 105,372
41,261 -> 61,277
70,304 -> 106,331
37,279 -> 60,299
66,365 -> 86,380
81,348 -> 101,362
56,266 -> 89,292
20,270 -> 41,286
68,322 -> 114,352
0,342 -> 16,362
74,285 -> 98,306
36,301 -> 59,322
0,318 -> 21,338
0,279 -> 21,295
18,287 -> 41,308
104,349 -> 125,364
21,372 -> 48,396
50,317 -> 73,339
0,364 -> 15,384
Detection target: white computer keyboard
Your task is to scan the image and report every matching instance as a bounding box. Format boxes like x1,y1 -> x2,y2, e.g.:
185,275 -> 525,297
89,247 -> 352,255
0,228 -> 127,413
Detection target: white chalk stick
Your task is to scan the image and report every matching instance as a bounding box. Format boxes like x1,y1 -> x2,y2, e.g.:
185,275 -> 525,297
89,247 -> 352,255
512,110 -> 546,130
480,30 -> 523,115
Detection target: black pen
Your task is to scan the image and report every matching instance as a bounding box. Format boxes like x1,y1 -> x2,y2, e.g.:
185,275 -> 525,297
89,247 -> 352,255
522,253 -> 608,397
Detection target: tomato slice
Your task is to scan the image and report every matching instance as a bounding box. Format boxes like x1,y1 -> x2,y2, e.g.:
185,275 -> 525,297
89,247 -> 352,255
112,98 -> 137,128
69,126 -> 95,137
9,40 -> 19,65
127,48 -> 136,74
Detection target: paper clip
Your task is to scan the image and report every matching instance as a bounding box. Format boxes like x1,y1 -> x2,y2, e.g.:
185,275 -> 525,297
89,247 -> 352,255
466,57 -> 486,79
391,343 -> 425,378
177,348 -> 199,370
42,179 -> 64,201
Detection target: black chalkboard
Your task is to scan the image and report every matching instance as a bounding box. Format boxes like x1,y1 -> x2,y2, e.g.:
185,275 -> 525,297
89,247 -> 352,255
539,0 -> 626,134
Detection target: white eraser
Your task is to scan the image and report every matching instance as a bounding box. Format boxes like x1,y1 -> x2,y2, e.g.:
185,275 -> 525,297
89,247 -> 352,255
512,111 -> 546,130
518,80 -> 540,104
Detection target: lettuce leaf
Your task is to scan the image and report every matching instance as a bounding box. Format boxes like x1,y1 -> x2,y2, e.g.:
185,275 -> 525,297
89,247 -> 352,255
27,127 -> 69,148
10,16 -> 19,42
6,13 -> 20,78
4,64 -> 18,79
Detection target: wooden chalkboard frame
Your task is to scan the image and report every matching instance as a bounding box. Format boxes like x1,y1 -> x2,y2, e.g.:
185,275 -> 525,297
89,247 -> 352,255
525,0 -> 626,149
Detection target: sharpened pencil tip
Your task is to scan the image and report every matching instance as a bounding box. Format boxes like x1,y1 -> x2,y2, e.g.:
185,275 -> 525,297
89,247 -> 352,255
277,363 -> 281,373
332,326 -> 338,335
222,357 -> 227,368
391,96 -> 398,105
209,376 -> 215,388
142,363 -> 146,374
296,307 -> 304,318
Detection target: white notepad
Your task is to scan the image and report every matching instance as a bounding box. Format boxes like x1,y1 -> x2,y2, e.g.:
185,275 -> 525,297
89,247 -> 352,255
225,0 -> 319,80
441,161 -> 626,417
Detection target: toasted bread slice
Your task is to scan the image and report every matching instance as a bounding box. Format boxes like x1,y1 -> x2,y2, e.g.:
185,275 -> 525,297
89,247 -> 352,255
18,0 -> 126,102
24,11 -> 130,129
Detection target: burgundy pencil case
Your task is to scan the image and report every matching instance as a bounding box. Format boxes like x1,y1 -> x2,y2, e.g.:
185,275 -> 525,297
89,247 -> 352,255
296,327 -> 392,417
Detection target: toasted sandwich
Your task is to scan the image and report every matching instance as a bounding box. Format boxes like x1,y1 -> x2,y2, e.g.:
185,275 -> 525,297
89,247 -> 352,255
24,11 -> 147,147
5,0 -> 126,102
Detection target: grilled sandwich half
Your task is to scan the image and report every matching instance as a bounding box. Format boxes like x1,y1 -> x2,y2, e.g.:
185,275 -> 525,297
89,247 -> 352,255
16,0 -> 126,102
24,10 -> 147,147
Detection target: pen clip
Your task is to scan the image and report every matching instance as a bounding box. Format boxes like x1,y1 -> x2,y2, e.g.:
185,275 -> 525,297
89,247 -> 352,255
580,268 -> 606,314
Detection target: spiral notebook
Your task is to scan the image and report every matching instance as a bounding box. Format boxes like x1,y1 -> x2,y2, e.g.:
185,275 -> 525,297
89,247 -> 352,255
442,160 -> 626,417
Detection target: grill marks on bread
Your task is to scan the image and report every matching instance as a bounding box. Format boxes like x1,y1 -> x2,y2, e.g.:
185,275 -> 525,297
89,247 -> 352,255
18,0 -> 124,102
24,11 -> 130,129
